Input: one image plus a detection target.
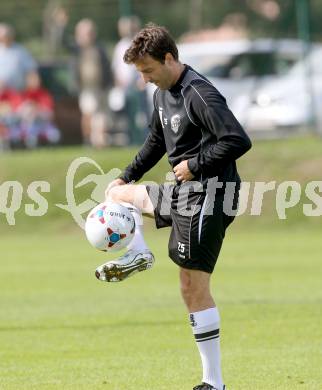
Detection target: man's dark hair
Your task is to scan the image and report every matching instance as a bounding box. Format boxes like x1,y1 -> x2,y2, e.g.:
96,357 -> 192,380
124,23 -> 178,64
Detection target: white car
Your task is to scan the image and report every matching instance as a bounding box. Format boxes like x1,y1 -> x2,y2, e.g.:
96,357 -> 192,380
146,39 -> 304,128
245,45 -> 322,134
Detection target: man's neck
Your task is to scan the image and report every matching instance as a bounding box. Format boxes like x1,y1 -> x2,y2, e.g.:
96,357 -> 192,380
171,62 -> 185,88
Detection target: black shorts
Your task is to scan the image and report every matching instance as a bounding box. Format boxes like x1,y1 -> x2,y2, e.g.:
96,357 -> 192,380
146,181 -> 239,274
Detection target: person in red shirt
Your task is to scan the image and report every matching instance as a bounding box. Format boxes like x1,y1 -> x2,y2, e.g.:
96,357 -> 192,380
17,72 -> 60,148
0,81 -> 22,149
21,72 -> 54,112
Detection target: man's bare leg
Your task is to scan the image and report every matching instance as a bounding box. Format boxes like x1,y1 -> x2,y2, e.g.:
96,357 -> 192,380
95,184 -> 155,282
180,268 -> 224,390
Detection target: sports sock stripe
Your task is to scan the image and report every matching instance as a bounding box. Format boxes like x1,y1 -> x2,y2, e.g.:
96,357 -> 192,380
194,329 -> 219,340
195,335 -> 219,343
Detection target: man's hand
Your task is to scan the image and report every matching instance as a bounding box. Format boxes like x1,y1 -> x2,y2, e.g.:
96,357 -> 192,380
173,160 -> 194,183
105,178 -> 126,199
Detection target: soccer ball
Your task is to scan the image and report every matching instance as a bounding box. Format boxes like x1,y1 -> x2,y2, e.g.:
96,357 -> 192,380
85,202 -> 135,252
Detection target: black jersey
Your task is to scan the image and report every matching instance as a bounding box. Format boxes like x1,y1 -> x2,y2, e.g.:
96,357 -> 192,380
121,65 -> 252,186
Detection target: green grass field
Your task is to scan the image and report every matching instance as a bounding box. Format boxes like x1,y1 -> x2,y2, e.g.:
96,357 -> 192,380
1,136 -> 322,389
1,228 -> 321,389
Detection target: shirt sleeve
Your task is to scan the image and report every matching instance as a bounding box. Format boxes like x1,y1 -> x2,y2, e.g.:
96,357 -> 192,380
19,46 -> 37,73
120,106 -> 166,183
187,81 -> 252,177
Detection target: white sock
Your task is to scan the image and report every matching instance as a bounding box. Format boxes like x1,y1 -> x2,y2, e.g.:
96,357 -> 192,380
120,202 -> 149,252
190,307 -> 223,389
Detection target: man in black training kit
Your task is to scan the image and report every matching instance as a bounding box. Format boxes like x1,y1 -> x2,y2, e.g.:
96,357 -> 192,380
95,24 -> 252,390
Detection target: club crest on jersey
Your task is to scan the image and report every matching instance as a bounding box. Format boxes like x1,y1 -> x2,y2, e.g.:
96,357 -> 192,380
171,114 -> 181,133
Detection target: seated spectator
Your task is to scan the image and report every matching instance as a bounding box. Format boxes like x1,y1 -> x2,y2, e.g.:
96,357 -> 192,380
0,81 -> 21,149
16,72 -> 60,148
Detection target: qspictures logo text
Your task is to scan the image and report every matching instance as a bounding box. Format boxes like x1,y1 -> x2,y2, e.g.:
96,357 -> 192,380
0,157 -> 321,227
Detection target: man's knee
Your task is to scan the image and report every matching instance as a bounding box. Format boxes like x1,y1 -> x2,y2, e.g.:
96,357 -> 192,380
107,184 -> 153,213
180,272 -> 202,301
181,281 -> 208,305
179,268 -> 213,308
108,184 -> 140,204
108,185 -> 128,203
180,275 -> 192,303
